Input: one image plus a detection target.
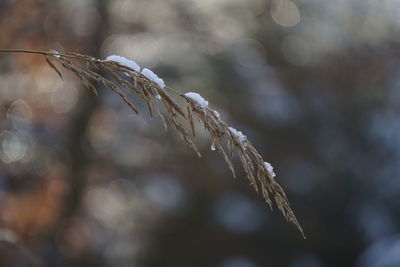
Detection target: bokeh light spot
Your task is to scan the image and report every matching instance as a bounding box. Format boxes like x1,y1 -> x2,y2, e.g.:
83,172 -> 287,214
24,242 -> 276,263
0,131 -> 30,164
220,256 -> 258,267
214,192 -> 264,233
143,174 -> 187,212
281,35 -> 310,65
271,0 -> 301,27
50,85 -> 79,114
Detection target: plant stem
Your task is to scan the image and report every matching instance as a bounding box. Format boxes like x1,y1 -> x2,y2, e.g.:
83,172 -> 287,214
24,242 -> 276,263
0,49 -> 79,59
0,48 -> 56,56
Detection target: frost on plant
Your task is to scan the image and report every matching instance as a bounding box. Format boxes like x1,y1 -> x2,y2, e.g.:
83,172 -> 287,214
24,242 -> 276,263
105,55 -> 140,72
141,68 -> 165,89
264,161 -> 276,178
228,127 -> 247,144
50,49 -> 61,58
184,92 -> 209,109
5,49 -> 305,238
213,110 -> 220,120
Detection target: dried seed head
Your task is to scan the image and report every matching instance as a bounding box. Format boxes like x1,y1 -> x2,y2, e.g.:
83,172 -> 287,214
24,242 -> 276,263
43,51 -> 304,238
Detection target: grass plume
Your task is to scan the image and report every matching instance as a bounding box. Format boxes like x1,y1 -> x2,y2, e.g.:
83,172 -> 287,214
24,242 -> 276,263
0,49 -> 305,238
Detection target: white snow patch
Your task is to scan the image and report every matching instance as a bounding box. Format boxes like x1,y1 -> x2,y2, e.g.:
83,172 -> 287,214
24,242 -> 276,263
105,55 -> 140,72
50,50 -> 61,58
141,68 -> 165,89
184,92 -> 209,109
213,110 -> 221,119
229,127 -> 247,144
264,161 -> 276,178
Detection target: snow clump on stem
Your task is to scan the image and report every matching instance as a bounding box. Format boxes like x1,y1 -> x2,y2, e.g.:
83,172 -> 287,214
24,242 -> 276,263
105,55 -> 141,72
184,92 -> 209,109
141,68 -> 165,89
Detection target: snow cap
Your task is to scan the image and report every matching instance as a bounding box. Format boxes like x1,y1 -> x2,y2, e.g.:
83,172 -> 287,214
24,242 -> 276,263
105,55 -> 140,72
141,68 -> 165,89
184,92 -> 209,109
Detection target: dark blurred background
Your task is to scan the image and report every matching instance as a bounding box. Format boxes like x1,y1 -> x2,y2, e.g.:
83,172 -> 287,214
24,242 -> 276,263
0,0 -> 400,266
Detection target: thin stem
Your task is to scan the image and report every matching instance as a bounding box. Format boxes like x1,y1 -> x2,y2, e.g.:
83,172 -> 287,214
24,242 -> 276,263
0,48 -> 75,58
0,48 -> 51,55
166,86 -> 185,97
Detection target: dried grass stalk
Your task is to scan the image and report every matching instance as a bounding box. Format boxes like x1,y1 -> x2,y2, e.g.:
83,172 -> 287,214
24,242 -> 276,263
0,49 -> 304,238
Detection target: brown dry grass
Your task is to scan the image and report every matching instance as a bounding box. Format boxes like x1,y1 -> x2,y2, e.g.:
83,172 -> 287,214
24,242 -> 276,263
0,49 -> 304,238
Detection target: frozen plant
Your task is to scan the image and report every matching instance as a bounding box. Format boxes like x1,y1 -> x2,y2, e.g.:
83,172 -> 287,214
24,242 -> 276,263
105,55 -> 140,72
184,92 -> 209,109
141,68 -> 165,89
228,127 -> 247,145
264,161 -> 276,178
0,48 -> 305,238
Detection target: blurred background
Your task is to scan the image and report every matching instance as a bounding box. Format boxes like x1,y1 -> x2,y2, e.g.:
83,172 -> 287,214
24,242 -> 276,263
0,0 -> 400,266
